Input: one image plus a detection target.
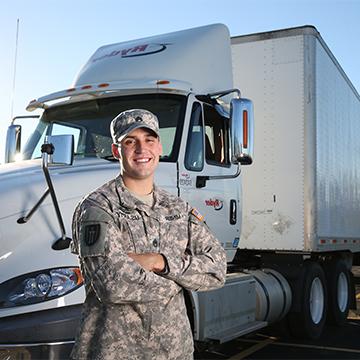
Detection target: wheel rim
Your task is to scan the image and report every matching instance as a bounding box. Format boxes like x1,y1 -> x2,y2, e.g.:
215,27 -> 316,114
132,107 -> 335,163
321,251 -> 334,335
310,277 -> 324,324
337,272 -> 349,312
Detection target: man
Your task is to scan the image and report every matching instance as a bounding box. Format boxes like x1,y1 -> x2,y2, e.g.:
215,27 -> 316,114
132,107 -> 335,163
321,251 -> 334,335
70,109 -> 227,360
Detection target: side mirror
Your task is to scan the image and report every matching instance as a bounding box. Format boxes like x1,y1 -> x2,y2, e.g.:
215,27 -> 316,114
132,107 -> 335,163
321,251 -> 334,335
230,98 -> 254,165
17,134 -> 75,250
43,135 -> 74,166
5,124 -> 22,163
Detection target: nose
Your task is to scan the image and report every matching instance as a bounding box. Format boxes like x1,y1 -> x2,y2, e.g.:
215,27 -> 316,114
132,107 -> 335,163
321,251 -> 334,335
135,139 -> 146,153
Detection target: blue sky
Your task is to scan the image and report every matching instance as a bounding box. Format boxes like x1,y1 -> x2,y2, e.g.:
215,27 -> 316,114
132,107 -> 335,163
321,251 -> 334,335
1,0 -> 359,163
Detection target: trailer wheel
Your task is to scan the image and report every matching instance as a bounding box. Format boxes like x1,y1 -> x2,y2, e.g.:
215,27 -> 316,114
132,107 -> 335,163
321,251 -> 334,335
289,261 -> 327,339
325,259 -> 350,326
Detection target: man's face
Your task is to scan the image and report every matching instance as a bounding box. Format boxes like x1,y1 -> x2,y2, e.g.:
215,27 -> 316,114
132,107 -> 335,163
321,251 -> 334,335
115,127 -> 162,181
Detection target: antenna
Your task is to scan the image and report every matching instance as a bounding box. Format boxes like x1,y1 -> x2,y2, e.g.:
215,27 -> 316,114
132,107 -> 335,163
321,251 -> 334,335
11,18 -> 20,120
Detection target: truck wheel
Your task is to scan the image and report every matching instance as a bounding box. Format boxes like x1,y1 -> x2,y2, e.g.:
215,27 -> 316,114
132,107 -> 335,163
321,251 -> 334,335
325,259 -> 350,326
289,261 -> 327,339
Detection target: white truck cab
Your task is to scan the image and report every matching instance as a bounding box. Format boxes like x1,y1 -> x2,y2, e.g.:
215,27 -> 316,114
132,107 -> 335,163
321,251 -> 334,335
1,23 -> 359,359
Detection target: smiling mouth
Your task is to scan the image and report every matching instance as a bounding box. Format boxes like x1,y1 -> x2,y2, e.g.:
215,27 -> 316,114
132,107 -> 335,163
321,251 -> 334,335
134,158 -> 151,163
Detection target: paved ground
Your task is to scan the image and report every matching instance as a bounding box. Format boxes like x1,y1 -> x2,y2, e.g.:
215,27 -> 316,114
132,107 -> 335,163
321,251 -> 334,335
194,318 -> 360,359
196,267 -> 360,360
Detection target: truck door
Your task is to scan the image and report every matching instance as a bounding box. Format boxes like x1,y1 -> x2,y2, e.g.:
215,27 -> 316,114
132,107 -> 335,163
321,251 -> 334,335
178,98 -> 241,261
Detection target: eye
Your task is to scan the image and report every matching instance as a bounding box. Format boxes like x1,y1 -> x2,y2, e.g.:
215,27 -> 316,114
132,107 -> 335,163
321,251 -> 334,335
123,138 -> 136,147
146,137 -> 156,143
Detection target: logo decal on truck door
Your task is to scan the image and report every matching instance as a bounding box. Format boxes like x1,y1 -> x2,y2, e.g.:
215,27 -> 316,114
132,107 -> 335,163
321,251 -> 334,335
205,199 -> 224,211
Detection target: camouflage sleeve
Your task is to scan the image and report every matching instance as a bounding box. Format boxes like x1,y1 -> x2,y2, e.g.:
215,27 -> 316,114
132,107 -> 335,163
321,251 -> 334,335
74,205 -> 181,304
70,203 -> 81,255
161,206 -> 227,292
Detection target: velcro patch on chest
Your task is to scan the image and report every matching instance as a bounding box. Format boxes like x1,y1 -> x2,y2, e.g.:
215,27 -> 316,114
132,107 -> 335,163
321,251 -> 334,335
165,214 -> 182,221
117,208 -> 141,221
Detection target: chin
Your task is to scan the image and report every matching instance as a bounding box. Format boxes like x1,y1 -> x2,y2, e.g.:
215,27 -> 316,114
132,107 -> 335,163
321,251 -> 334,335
126,170 -> 154,180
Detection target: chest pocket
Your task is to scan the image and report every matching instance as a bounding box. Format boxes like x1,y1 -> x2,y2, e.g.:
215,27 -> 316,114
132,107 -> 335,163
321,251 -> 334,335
78,207 -> 112,258
160,213 -> 188,253
114,210 -> 147,252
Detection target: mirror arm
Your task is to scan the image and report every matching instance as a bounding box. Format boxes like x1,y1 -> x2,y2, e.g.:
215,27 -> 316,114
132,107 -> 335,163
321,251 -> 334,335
42,144 -> 72,250
17,142 -> 72,250
17,189 -> 50,224
11,115 -> 40,125
196,164 -> 241,188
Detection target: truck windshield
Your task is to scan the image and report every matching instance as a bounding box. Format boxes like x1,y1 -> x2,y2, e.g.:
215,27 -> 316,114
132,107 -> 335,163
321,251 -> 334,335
22,94 -> 186,162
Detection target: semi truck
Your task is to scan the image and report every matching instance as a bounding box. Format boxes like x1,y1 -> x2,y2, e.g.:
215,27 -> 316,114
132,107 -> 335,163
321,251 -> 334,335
1,23 -> 359,359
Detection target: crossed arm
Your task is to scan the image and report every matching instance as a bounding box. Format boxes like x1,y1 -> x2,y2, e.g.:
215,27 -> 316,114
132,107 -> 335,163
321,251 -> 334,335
127,252 -> 165,272
73,204 -> 226,304
128,214 -> 227,292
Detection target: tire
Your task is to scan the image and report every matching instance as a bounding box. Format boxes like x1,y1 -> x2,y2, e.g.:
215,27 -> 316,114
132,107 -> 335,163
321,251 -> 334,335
288,261 -> 327,339
325,259 -> 350,326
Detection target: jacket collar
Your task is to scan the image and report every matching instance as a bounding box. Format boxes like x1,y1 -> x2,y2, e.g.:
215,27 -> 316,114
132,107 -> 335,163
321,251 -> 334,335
115,175 -> 170,217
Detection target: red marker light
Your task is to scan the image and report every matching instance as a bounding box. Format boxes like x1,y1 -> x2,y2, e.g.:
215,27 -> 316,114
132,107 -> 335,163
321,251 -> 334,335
243,110 -> 248,149
156,80 -> 170,85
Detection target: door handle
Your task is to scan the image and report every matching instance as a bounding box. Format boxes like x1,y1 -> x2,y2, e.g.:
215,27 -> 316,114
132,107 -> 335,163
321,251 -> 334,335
230,199 -> 237,225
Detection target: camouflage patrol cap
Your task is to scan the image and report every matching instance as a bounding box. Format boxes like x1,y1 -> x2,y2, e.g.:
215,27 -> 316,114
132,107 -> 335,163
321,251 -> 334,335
110,109 -> 160,143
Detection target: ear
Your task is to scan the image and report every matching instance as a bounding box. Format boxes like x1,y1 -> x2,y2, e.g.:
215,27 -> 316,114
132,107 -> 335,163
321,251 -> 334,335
112,143 -> 121,159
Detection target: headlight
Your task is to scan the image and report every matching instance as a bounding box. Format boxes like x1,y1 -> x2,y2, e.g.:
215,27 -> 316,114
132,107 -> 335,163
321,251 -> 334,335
0,267 -> 84,308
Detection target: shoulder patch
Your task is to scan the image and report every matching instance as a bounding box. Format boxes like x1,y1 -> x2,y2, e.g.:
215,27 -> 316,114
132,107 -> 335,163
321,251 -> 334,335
84,224 -> 101,246
191,208 -> 204,222
77,207 -> 111,257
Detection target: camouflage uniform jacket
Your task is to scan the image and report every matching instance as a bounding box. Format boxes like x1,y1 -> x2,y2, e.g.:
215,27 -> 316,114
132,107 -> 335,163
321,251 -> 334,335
70,176 -> 226,360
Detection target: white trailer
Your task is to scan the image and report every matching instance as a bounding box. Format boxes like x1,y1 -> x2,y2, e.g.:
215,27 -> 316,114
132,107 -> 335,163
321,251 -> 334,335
0,24 -> 359,358
232,26 -> 360,335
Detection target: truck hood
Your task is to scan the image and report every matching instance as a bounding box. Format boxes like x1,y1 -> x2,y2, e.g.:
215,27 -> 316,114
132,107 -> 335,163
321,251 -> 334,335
0,158 -> 178,284
0,158 -> 117,220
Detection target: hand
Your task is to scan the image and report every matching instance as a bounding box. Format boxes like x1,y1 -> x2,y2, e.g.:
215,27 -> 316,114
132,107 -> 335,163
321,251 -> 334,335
127,253 -> 165,273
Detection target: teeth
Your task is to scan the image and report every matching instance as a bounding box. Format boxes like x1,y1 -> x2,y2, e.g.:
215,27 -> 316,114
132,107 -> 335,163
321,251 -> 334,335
135,158 -> 150,163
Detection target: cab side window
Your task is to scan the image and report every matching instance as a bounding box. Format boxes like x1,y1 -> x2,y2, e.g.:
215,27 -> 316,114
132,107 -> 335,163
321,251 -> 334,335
185,102 -> 204,171
204,104 -> 230,166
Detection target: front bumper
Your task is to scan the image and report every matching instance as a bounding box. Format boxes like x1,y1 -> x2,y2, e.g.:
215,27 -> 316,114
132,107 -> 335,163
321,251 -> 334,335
0,304 -> 82,359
